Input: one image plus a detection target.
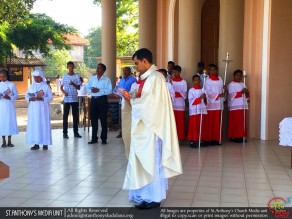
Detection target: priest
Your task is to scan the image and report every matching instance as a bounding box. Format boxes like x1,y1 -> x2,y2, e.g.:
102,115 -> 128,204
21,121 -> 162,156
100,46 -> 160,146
122,48 -> 182,209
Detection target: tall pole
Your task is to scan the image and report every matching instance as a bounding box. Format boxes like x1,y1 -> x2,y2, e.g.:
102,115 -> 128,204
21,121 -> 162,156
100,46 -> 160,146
199,70 -> 207,148
219,52 -> 232,144
243,71 -> 247,145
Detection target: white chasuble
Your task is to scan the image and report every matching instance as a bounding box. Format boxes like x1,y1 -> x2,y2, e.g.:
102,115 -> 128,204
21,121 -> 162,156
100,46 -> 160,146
123,65 -> 182,194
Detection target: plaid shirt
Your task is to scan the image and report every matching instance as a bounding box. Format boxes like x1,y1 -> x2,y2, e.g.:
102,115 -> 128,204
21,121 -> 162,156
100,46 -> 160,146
61,73 -> 81,103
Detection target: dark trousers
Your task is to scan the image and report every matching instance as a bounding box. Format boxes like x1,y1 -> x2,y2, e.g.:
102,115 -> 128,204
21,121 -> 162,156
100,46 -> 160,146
118,103 -> 122,135
90,96 -> 108,142
63,102 -> 79,135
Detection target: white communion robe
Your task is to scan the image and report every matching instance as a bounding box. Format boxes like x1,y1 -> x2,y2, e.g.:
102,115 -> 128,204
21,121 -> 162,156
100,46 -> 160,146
0,81 -> 19,136
25,81 -> 53,145
123,65 -> 182,203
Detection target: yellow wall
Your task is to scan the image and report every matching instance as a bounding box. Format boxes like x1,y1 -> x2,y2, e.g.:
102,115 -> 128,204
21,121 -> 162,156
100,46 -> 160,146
243,0 -> 264,139
267,0 -> 292,139
14,67 -> 31,95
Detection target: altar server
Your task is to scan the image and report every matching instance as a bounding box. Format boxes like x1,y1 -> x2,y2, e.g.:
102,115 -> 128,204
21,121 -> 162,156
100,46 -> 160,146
158,69 -> 175,101
171,65 -> 187,141
204,64 -> 226,146
227,70 -> 249,143
26,70 -> 53,150
187,75 -> 207,148
0,70 -> 18,148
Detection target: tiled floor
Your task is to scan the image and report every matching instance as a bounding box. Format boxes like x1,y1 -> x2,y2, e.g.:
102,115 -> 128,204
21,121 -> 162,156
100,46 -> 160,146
1,129 -> 292,207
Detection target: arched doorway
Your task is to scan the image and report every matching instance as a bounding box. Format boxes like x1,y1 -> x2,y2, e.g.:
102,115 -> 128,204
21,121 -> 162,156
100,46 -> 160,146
201,0 -> 220,66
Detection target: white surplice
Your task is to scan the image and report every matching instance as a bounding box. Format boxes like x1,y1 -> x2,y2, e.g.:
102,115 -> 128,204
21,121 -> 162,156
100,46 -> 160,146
0,81 -> 19,136
227,81 -> 249,111
25,80 -> 53,146
188,88 -> 207,116
166,81 -> 175,101
172,79 -> 187,111
123,65 -> 182,203
205,77 -> 224,110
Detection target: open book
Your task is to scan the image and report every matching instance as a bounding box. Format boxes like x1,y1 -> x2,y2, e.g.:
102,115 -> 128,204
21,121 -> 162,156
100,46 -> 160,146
113,86 -> 125,98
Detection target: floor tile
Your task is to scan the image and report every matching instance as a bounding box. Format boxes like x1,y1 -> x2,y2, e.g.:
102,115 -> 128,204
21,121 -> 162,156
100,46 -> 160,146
1,129 -> 292,207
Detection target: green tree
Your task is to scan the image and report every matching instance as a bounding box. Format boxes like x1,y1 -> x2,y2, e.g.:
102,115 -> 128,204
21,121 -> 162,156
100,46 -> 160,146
0,23 -> 12,65
0,0 -> 35,26
84,27 -> 101,68
92,0 -> 138,56
8,13 -> 76,57
0,13 -> 76,65
44,49 -> 72,78
75,62 -> 90,78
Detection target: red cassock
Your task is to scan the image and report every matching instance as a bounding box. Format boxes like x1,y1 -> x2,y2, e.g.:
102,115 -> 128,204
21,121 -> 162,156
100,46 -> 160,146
174,110 -> 185,140
228,109 -> 247,138
204,110 -> 221,141
187,114 -> 206,141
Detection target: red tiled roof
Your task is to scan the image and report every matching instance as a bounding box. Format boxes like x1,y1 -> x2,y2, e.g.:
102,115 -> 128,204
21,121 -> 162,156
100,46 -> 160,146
6,57 -> 46,67
48,34 -> 89,46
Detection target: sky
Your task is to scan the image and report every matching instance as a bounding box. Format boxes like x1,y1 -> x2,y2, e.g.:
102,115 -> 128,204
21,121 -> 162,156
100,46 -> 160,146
31,0 -> 102,37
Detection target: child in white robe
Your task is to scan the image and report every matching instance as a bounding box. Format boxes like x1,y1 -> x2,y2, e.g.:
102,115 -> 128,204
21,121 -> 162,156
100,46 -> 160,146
171,65 -> 187,141
227,70 -> 249,143
0,70 -> 19,147
158,69 -> 175,101
25,70 -> 53,150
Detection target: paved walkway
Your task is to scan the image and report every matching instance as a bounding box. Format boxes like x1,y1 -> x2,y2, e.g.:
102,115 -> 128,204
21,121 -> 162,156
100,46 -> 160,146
0,129 -> 292,207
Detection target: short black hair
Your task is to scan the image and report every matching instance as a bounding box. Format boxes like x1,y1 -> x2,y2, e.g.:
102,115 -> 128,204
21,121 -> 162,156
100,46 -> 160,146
233,69 -> 243,76
198,61 -> 205,68
67,61 -> 74,66
172,65 -> 182,72
0,69 -> 10,81
192,74 -> 201,81
123,66 -> 131,72
208,64 -> 218,70
168,61 -> 175,65
98,63 -> 106,72
132,48 -> 153,63
158,69 -> 167,75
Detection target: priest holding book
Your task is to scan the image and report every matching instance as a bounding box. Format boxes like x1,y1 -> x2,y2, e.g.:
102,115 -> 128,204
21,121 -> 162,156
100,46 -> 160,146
122,48 -> 182,209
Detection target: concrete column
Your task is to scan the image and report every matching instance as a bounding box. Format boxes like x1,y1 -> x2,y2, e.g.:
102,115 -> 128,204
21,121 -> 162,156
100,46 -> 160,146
219,0 -> 244,140
139,0 -> 157,62
101,0 -> 116,86
178,0 -> 203,88
218,0 -> 244,83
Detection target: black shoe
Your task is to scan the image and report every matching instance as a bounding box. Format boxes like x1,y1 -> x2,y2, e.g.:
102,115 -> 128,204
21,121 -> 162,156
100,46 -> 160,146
135,201 -> 160,210
205,141 -> 211,146
63,134 -> 69,139
74,133 -> 82,138
88,140 -> 98,144
43,145 -> 48,150
116,133 -> 122,138
209,141 -> 217,146
199,142 -> 207,147
193,141 -> 201,148
31,144 -> 40,150
234,138 -> 243,143
102,141 -> 107,145
190,141 -> 196,148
